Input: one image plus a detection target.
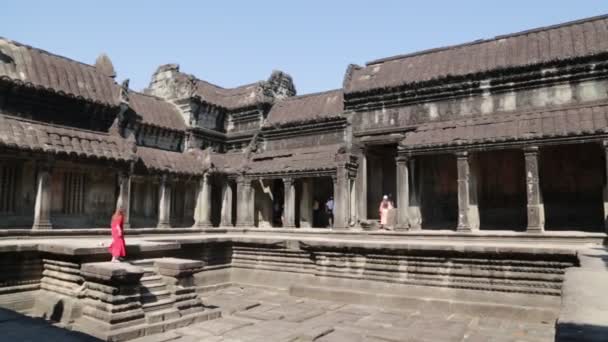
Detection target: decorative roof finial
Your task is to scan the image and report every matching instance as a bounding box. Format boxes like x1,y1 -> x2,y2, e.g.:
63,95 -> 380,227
94,53 -> 116,78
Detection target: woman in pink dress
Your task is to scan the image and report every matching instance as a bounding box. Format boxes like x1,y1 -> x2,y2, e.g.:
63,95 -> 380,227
379,195 -> 394,230
109,208 -> 126,262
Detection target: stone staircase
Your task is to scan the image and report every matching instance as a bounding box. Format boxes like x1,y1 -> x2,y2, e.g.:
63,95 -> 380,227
73,258 -> 221,341
131,259 -> 180,324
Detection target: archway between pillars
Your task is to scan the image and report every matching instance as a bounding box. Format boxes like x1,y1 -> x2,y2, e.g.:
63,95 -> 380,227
540,143 -> 604,232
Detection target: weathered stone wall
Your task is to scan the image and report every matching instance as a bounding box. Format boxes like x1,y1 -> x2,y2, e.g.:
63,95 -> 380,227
264,129 -> 344,151
226,110 -> 262,134
0,161 -> 36,228
0,251 -> 42,312
352,77 -> 608,134
136,126 -> 183,152
48,163 -> 117,228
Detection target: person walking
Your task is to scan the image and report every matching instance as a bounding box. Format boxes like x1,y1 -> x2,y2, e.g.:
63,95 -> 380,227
108,208 -> 127,262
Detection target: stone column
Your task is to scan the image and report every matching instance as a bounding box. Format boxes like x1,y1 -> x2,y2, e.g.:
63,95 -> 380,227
408,158 -> 422,230
524,146 -> 545,233
604,141 -> 608,233
236,178 -> 253,227
157,175 -> 172,228
194,173 -> 212,228
32,163 -> 53,230
395,155 -> 410,231
116,171 -> 131,229
221,180 -> 234,227
333,167 -> 350,229
283,177 -> 296,228
356,149 -> 368,223
299,179 -> 313,228
456,151 -> 480,232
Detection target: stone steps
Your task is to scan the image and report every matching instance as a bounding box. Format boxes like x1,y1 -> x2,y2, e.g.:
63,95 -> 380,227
142,297 -> 176,313
145,307 -> 180,324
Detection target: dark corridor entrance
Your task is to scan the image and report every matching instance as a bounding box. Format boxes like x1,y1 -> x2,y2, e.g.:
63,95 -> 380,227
366,145 -> 397,220
540,143 -> 604,232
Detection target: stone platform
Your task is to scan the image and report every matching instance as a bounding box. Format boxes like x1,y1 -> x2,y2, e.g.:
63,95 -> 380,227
133,286 -> 555,342
0,231 -> 605,341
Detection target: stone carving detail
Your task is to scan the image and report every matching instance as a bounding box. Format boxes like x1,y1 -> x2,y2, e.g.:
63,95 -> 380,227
119,78 -> 130,104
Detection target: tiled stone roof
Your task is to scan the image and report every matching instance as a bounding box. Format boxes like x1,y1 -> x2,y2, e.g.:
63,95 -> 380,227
401,102 -> 608,150
0,37 -> 119,106
136,146 -> 207,175
129,91 -> 186,131
194,79 -> 269,110
266,89 -> 343,125
0,114 -> 134,162
345,15 -> 608,94
209,151 -> 246,174
246,144 -> 343,175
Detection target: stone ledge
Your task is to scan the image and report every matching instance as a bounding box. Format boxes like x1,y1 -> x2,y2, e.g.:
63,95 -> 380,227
556,251 -> 608,342
81,262 -> 144,283
155,258 -> 204,277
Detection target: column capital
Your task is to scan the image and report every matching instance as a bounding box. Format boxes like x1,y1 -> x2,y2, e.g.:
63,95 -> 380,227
523,145 -> 540,154
395,155 -> 410,164
455,150 -> 469,159
282,177 -> 294,185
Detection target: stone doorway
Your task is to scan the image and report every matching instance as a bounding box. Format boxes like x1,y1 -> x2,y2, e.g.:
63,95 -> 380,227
366,145 -> 397,220
418,154 -> 458,229
477,150 -> 527,231
540,143 -> 604,232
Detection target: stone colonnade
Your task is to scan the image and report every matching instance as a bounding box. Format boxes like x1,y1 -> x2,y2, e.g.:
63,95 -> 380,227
390,142 -> 608,233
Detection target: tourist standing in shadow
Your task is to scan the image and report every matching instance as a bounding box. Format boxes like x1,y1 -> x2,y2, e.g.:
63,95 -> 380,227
326,196 -> 334,228
379,195 -> 394,230
109,208 -> 126,262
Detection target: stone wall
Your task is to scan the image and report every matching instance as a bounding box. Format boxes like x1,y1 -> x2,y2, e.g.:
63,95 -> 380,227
352,77 -> 608,134
0,161 -> 36,228
264,129 -> 344,152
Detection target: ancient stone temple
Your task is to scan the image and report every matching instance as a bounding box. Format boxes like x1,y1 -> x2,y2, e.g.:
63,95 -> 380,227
1,14 -> 608,342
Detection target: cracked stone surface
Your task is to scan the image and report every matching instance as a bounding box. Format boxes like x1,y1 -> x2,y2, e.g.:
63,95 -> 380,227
132,286 -> 555,342
0,285 -> 555,341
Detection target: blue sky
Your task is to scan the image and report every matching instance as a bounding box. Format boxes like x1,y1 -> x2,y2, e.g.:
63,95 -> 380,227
3,1 -> 608,94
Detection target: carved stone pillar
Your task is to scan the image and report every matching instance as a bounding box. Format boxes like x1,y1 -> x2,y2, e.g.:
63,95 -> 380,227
333,167 -> 350,229
299,179 -> 313,228
157,175 -> 172,228
525,146 -> 545,233
356,149 -> 367,223
283,177 -> 296,228
236,178 -> 253,227
604,141 -> 608,233
194,173 -> 212,228
32,163 -> 53,230
456,151 -> 479,232
408,157 -> 422,230
116,171 -> 131,229
395,155 -> 410,231
221,180 -> 234,227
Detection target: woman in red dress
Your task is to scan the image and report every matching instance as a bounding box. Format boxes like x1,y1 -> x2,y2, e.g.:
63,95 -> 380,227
109,208 -> 126,262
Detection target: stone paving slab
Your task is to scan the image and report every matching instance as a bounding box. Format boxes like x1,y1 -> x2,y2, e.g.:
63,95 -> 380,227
2,285 -> 556,341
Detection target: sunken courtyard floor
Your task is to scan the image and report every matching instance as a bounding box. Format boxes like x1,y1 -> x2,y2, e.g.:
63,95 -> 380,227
2,285 -> 554,342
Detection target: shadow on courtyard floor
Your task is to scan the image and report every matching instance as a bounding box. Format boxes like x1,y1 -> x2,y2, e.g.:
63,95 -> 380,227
0,307 -> 101,342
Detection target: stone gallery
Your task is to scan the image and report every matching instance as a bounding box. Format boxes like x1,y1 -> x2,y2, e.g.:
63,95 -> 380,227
0,14 -> 607,342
